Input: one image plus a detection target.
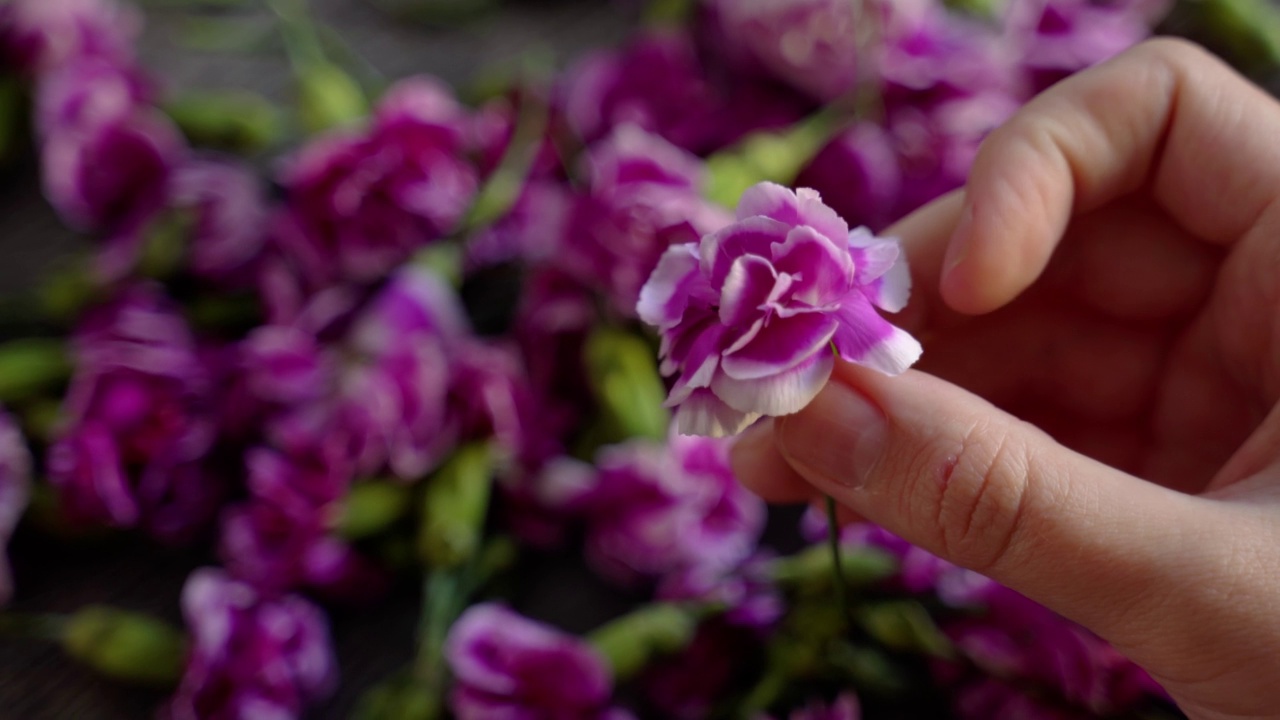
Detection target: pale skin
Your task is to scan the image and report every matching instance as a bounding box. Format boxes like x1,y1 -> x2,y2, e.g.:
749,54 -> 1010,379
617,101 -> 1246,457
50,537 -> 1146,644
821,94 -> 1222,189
731,38 -> 1280,720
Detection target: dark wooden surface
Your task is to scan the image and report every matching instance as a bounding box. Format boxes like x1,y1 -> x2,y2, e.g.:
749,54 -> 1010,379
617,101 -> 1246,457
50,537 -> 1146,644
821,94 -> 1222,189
0,2 -> 637,718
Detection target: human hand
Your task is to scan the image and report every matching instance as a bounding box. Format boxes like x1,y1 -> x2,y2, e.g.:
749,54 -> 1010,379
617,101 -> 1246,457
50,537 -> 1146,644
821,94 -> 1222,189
733,38 -> 1280,720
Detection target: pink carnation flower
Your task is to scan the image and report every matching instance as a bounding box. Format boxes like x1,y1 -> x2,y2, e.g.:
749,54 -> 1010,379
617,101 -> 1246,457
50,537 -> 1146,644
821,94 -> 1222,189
637,182 -> 921,437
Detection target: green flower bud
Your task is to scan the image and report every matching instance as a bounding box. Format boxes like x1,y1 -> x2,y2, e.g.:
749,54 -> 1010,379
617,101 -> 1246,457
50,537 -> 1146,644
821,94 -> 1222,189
769,544 -> 897,590
339,479 -> 412,540
138,211 -> 193,281
40,260 -> 100,325
587,603 -> 699,680
584,328 -> 669,444
352,671 -> 442,720
297,62 -> 368,134
704,111 -> 837,207
0,338 -> 72,404
62,606 -> 186,686
857,600 -> 953,658
418,444 -> 493,569
165,90 -> 284,153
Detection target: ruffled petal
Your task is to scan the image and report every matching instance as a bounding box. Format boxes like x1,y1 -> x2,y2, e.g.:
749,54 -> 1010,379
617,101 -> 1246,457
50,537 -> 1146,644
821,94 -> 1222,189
700,216 -> 790,288
637,242 -> 703,328
721,312 -> 838,380
737,184 -> 850,250
711,352 -> 834,416
771,225 -> 855,306
675,390 -> 760,437
848,227 -> 912,312
719,254 -> 785,328
736,181 -> 800,221
794,188 -> 852,248
832,294 -> 922,375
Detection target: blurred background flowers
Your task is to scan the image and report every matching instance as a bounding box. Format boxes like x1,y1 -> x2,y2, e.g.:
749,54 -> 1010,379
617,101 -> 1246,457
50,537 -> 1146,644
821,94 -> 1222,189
0,0 -> 1277,718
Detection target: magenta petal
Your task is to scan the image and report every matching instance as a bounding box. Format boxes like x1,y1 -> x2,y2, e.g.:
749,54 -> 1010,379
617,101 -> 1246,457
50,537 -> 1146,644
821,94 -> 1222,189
794,188 -> 853,248
849,227 -> 911,311
735,181 -> 800,222
719,254 -> 782,327
770,225 -> 855,306
666,351 -> 720,407
711,352 -> 834,416
675,389 -> 759,437
832,294 -> 922,375
637,242 -> 702,328
720,313 -> 838,380
700,216 -> 790,288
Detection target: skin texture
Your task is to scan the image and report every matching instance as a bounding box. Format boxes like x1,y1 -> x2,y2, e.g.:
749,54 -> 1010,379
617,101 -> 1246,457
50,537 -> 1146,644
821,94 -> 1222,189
731,39 -> 1280,720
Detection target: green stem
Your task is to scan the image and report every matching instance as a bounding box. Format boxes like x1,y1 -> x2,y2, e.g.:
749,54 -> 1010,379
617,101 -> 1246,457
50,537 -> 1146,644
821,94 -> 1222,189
825,495 -> 849,618
263,0 -> 325,70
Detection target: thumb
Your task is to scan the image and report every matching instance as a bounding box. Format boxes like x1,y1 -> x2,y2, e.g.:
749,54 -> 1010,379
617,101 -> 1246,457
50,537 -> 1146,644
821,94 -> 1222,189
775,361 -> 1212,648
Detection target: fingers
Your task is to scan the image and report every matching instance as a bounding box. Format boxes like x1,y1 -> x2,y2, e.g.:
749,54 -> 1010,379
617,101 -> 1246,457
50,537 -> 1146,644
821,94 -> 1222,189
731,420 -> 810,503
943,38 -> 1280,314
767,359 -> 1219,652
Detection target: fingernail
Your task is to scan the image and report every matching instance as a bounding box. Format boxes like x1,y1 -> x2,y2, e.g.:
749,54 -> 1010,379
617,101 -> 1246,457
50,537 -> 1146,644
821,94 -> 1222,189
776,381 -> 887,490
942,201 -> 974,277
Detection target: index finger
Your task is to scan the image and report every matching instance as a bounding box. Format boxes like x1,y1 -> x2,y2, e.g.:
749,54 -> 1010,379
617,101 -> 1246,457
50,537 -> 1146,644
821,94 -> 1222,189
942,38 -> 1280,314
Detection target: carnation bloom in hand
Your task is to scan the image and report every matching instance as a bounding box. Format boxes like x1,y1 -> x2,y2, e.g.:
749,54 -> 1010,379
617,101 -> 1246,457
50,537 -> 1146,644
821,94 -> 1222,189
638,182 -> 921,437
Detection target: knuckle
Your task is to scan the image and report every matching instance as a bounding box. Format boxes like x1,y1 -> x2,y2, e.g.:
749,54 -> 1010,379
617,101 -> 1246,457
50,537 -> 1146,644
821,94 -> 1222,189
1129,36 -> 1212,68
933,421 -> 1032,575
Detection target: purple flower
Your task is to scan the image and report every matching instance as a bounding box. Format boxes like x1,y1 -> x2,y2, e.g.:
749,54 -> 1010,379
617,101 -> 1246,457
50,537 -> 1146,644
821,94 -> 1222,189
658,554 -> 783,631
222,325 -> 334,438
939,585 -> 1168,718
48,286 -> 220,542
561,31 -> 805,155
35,57 -> 151,139
170,158 -> 269,286
800,511 -> 993,604
0,0 -> 140,76
638,182 -> 921,437
580,433 -> 764,584
338,266 -> 468,479
0,409 -> 32,606
796,3 -> 1019,231
41,107 -> 184,236
643,621 -> 757,720
1004,0 -> 1153,92
564,125 -> 730,318
167,568 -> 337,720
513,269 -> 597,433
273,76 -> 477,290
707,0 -> 859,101
218,500 -> 385,603
445,603 -> 624,720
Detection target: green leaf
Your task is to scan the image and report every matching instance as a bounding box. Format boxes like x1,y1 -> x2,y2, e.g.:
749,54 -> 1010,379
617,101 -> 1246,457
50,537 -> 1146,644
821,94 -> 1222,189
62,606 -> 186,686
418,444 -> 494,569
